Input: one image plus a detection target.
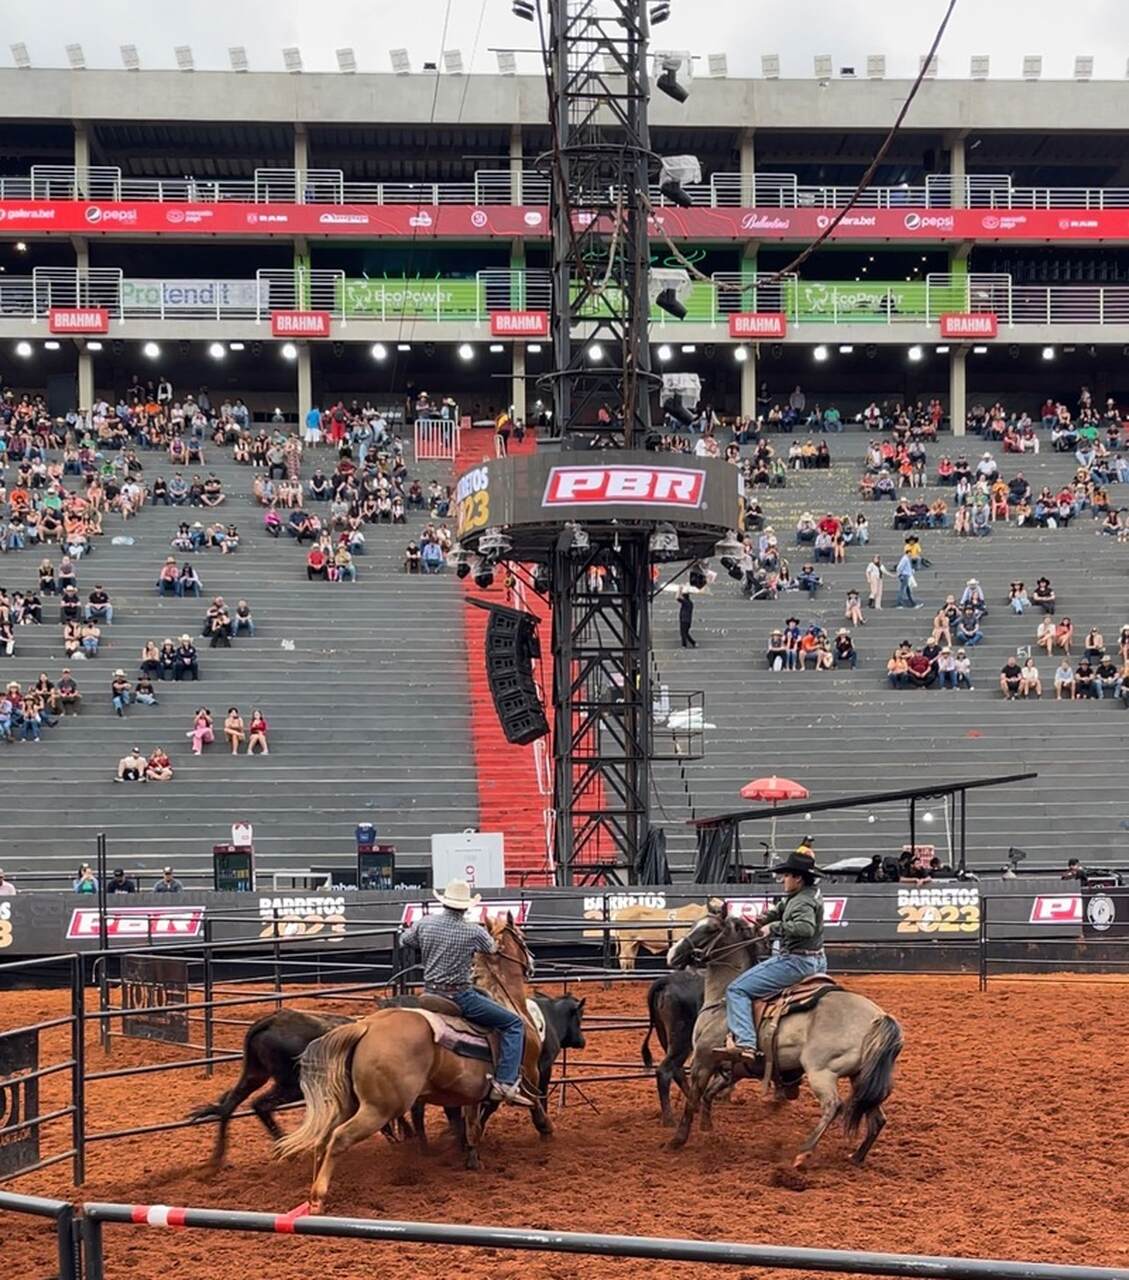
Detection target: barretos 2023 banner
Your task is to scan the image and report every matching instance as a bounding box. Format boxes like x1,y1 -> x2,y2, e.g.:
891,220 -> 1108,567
2,201 -> 1129,242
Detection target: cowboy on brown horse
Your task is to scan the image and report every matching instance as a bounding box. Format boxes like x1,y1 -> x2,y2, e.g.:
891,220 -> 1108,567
400,878 -> 533,1107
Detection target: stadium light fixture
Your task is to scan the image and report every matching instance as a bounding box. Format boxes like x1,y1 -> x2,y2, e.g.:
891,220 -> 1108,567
680,344 -> 696,353
228,46 -> 249,72
16,341 -> 32,357
838,344 -> 854,353
708,53 -> 727,78
208,342 -> 225,360
229,342 -> 245,351
657,56 -> 688,103
14,241 -> 27,252
972,345 -> 988,355
761,54 -> 780,79
650,2 -> 671,23
512,0 -> 536,19
657,344 -> 673,361
527,343 -> 542,353
936,346 -> 950,354
970,55 -> 989,79
66,43 -> 85,70
489,343 -> 505,353
733,346 -> 748,363
458,343 -> 475,361
813,345 -> 828,362
86,341 -> 103,351
282,47 -> 302,73
371,343 -> 387,360
143,341 -> 160,359
497,50 -> 517,75
44,340 -> 61,351
281,342 -> 298,360
1022,55 -> 1042,80
336,48 -> 357,74
587,343 -> 604,361
443,50 -> 464,75
908,345 -> 923,362
1074,56 -> 1094,81
1042,346 -> 1055,360
813,55 -> 832,79
397,342 -> 411,351
390,48 -> 411,75
866,54 -> 885,79
919,54 -> 938,78
120,44 -> 140,71
175,45 -> 194,72
10,43 -> 31,69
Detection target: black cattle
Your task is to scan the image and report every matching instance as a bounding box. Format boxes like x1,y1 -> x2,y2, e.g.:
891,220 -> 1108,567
640,971 -> 704,1126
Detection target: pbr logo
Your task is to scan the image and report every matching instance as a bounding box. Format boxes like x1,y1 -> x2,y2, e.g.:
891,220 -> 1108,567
401,900 -> 531,926
1086,893 -> 1116,933
726,897 -> 847,926
1029,895 -> 1081,924
66,907 -> 206,940
543,465 -> 705,508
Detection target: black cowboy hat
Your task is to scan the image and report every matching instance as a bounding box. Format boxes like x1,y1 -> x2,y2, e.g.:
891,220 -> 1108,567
771,850 -> 824,878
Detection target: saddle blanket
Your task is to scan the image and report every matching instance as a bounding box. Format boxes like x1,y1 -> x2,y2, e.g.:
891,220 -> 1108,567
404,998 -> 545,1065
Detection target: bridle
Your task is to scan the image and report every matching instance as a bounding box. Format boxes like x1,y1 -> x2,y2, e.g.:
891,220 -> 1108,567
683,917 -> 760,966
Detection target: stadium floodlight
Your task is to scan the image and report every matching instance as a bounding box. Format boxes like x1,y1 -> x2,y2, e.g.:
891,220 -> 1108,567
1042,345 -> 1055,360
908,345 -> 924,362
761,54 -> 780,79
10,42 -> 31,69
397,342 -> 411,351
659,154 -> 700,207
371,343 -> 387,360
336,48 -> 357,74
813,55 -> 832,79
175,45 -> 194,71
143,341 -> 160,359
650,2 -> 671,23
457,343 -> 474,361
813,345 -> 828,362
282,47 -> 302,73
489,343 -> 505,353
228,46 -> 249,72
1022,55 -> 1042,80
120,44 -> 140,71
935,345 -> 950,354
1074,56 -> 1094,81
44,340 -> 61,351
527,343 -> 542,353
444,49 -> 464,75
919,54 -> 938,78
972,345 -> 988,355
208,342 -> 225,360
587,343 -> 603,361
390,48 -> 411,74
680,344 -> 696,353
734,346 -> 748,363
657,344 -> 673,361
708,53 -> 727,78
229,342 -> 245,351
15,341 -> 32,358
866,54 -> 885,79
66,43 -> 85,70
838,345 -> 854,353
970,55 -> 990,79
497,50 -> 517,75
512,0 -> 535,19
657,56 -> 688,103
281,342 -> 298,360
86,341 -> 103,351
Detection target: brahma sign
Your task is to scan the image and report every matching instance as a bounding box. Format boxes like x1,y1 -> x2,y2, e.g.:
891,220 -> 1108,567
490,310 -> 549,338
728,312 -> 787,339
939,312 -> 998,339
270,310 -> 331,338
48,307 -> 109,334
543,465 -> 705,508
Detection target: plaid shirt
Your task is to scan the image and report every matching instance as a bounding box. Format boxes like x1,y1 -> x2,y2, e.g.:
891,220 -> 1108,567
401,908 -> 496,992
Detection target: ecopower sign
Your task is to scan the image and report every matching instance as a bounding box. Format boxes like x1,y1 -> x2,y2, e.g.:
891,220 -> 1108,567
338,277 -> 484,319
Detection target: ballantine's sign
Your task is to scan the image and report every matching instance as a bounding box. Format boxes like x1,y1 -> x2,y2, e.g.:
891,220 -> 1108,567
939,312 -> 998,339
490,310 -> 550,338
728,312 -> 787,339
48,307 -> 109,334
270,310 -> 331,338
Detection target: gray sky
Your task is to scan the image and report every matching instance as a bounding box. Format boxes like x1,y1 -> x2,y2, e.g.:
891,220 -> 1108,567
8,0 -> 1129,80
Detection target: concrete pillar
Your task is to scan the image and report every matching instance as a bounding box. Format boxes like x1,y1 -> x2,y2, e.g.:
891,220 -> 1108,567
950,136 -> 966,209
511,343 -> 527,423
294,124 -> 309,199
73,122 -> 89,196
297,342 -> 313,421
739,129 -> 755,206
949,346 -> 967,437
510,238 -> 525,310
739,348 -> 757,421
77,343 -> 94,412
510,126 -> 523,204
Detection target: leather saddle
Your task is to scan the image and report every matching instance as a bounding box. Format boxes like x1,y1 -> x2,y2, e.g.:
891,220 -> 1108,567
404,997 -> 497,1065
753,974 -> 839,1096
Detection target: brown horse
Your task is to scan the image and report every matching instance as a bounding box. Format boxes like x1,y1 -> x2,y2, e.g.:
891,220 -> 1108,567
275,915 -> 543,1212
666,900 -> 903,1167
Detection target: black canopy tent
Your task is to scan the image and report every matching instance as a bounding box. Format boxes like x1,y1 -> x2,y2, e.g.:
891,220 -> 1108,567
690,772 -> 1038,881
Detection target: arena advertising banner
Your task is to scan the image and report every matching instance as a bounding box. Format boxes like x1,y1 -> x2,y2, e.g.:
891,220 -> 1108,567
940,312 -> 999,339
729,312 -> 787,339
0,1028 -> 39,1176
5,201 -> 1128,243
270,310 -> 332,337
121,278 -> 268,314
1081,887 -> 1129,937
339,277 -> 484,320
778,278 -> 970,322
491,310 -> 550,338
48,306 -> 109,334
120,955 -> 190,1045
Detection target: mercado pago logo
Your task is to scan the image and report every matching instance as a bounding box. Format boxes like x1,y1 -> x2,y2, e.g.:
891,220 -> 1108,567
401,901 -> 531,926
257,895 -> 347,939
543,465 -> 705,508
895,885 -> 979,934
455,463 -> 491,538
66,907 -> 206,940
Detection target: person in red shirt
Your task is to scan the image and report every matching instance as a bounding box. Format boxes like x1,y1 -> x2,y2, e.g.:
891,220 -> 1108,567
817,513 -> 840,538
306,546 -> 328,580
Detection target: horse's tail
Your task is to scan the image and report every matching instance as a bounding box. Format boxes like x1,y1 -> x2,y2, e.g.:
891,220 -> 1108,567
640,979 -> 665,1069
274,1022 -> 368,1161
843,1014 -> 903,1137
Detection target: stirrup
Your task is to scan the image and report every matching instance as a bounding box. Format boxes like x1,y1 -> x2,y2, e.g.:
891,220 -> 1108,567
724,1033 -> 761,1064
488,1078 -> 534,1108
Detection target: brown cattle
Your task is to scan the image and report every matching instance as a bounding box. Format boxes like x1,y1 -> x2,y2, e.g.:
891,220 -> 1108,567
583,902 -> 707,970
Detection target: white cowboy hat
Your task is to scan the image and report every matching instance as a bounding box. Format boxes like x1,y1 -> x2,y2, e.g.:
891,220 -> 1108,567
434,878 -> 481,911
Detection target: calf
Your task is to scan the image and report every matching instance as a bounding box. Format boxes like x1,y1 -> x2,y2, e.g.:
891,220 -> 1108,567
640,971 -> 704,1126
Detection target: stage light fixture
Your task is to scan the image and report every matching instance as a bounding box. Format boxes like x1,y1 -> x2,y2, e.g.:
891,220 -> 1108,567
281,343 -> 298,360
474,563 -> 495,590
512,0 -> 535,19
208,342 -> 225,359
734,347 -> 748,363
397,343 -> 411,351
10,43 -> 31,69
714,531 -> 743,561
66,43 -> 85,70
15,341 -> 32,357
371,343 -> 388,360
657,58 -> 688,103
229,46 -> 249,72
838,344 -> 854,354
457,343 -> 475,361
175,45 -> 194,71
649,522 -> 681,560
972,345 -> 988,355
936,345 -> 950,354
282,47 -> 303,73
336,47 -> 357,73
659,155 -> 700,208
390,48 -> 411,74
450,547 -> 473,579
650,2 -> 671,23
229,342 -> 245,351
478,529 -> 513,561
14,241 -> 27,252
558,522 -> 590,556
655,288 -> 686,319
120,44 -> 140,71
143,341 -> 160,359
497,50 -> 517,75
527,343 -> 542,353
532,563 -> 551,594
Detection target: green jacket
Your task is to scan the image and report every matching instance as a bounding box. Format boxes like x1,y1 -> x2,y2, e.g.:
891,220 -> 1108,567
760,885 -> 825,953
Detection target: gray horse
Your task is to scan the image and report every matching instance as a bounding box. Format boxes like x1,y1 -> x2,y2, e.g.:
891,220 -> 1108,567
666,899 -> 902,1167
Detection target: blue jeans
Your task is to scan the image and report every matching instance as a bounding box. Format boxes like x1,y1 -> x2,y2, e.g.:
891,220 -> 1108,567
450,986 -> 524,1087
896,575 -> 916,607
726,951 -> 827,1049
233,618 -> 255,636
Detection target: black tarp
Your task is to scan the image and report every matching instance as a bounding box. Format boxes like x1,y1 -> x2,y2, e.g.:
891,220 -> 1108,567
637,828 -> 672,885
694,821 -> 737,884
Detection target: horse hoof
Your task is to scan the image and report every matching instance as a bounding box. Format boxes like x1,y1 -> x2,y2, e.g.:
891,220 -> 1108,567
308,1200 -> 323,1217
792,1153 -> 809,1170
659,1115 -> 675,1128
667,1136 -> 687,1151
849,1150 -> 866,1167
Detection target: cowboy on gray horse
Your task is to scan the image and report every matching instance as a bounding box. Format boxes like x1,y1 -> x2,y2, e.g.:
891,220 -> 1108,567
724,848 -> 828,1062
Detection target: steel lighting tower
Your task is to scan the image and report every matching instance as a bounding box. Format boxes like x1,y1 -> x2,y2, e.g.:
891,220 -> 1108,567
545,0 -> 658,448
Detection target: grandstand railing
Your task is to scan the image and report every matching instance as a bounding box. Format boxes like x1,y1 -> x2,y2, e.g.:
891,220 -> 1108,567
9,267 -> 1129,330
5,165 -> 1129,211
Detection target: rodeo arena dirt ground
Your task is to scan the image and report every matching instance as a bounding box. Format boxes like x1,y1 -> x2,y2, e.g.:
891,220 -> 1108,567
4,974 -> 1129,1280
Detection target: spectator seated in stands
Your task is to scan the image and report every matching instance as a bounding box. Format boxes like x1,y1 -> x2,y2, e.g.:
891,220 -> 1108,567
306,544 -> 329,580
288,511 -> 320,543
146,750 -> 173,782
224,708 -> 246,754
1074,659 -> 1098,699
906,646 -> 936,689
999,656 -> 1024,700
1032,577 -> 1056,614
80,620 -> 101,657
955,610 -> 983,648
960,579 -> 988,618
107,867 -> 136,894
1095,653 -> 1121,700
189,707 -> 215,754
115,747 -> 148,783
420,540 -> 444,575
873,470 -> 896,501
332,545 -> 357,583
248,709 -> 270,755
797,626 -> 833,671
207,605 -> 232,647
813,529 -> 834,563
199,473 -> 225,508
175,635 -> 199,681
766,628 -> 788,671
263,507 -> 283,537
404,541 -> 421,574
795,563 -> 822,597
1052,658 -> 1075,700
156,556 -> 179,595
85,584 -> 112,624
232,600 -> 254,637
111,669 -> 133,717
833,628 -> 857,669
795,512 -> 816,544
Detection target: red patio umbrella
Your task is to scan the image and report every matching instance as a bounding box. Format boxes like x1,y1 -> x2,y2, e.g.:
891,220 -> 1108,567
740,776 -> 810,861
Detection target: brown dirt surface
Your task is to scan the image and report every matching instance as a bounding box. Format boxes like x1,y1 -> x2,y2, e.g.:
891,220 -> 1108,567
3,975 -> 1129,1280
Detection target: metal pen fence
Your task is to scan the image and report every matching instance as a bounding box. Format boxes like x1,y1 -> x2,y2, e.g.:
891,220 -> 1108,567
0,1190 -> 78,1280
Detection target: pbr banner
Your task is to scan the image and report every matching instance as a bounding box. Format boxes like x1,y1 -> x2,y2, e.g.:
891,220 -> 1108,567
120,955 -> 191,1044
0,1029 -> 39,1176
